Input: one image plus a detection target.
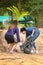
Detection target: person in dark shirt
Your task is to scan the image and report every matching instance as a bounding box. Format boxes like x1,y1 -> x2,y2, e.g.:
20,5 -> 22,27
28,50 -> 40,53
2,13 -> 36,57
5,20 -> 20,53
20,27 -> 40,53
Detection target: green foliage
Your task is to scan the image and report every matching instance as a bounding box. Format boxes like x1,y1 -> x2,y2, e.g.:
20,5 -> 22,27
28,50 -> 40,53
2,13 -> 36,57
0,22 -> 5,29
0,0 -> 43,27
0,8 -> 9,16
7,6 -> 29,21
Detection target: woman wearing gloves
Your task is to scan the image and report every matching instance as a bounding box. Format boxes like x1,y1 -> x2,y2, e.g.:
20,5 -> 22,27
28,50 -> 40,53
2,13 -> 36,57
20,27 -> 40,53
5,20 -> 20,53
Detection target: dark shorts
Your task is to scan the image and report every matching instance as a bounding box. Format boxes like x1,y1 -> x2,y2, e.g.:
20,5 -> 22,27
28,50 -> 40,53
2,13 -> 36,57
5,34 -> 15,44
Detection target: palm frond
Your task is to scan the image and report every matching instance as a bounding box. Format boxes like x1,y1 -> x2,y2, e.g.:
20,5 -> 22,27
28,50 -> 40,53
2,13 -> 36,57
7,6 -> 29,21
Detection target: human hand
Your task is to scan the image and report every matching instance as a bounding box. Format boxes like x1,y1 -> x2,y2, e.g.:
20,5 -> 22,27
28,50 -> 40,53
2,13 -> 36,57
31,34 -> 33,37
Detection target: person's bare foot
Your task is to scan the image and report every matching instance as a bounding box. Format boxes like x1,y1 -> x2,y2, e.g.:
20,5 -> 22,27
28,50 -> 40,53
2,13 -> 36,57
10,50 -> 16,54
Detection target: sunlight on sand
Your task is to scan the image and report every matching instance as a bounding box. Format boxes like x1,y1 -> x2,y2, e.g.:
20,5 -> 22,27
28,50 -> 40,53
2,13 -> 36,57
0,28 -> 43,65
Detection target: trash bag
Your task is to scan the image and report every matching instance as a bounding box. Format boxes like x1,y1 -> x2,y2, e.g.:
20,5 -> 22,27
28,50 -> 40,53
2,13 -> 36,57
20,36 -> 33,54
24,44 -> 32,54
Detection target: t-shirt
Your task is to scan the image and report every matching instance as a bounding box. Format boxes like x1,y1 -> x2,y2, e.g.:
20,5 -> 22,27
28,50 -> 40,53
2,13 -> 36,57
20,33 -> 26,43
26,27 -> 36,37
6,26 -> 20,42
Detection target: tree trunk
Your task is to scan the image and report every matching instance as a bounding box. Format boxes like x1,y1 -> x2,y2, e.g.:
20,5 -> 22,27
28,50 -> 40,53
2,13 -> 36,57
17,0 -> 22,12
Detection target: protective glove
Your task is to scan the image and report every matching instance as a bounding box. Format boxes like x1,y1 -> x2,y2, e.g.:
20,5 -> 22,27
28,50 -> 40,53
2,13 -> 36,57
31,34 -> 33,37
18,42 -> 23,46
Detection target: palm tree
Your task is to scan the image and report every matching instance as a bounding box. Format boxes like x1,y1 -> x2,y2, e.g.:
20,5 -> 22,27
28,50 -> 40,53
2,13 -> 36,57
7,6 -> 29,21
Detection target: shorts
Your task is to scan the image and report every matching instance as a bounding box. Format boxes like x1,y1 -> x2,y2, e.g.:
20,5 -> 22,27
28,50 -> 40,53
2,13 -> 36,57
5,34 -> 15,44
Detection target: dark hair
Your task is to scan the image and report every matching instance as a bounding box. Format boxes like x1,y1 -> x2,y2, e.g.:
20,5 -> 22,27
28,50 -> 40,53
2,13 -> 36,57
13,20 -> 18,26
20,27 -> 26,32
